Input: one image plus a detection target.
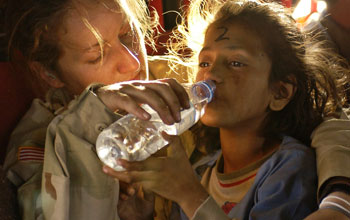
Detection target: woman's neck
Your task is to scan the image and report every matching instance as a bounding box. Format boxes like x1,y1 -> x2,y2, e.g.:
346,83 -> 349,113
219,128 -> 279,174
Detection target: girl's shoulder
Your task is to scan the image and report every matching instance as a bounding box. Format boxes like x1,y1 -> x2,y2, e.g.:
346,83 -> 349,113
260,136 -> 316,176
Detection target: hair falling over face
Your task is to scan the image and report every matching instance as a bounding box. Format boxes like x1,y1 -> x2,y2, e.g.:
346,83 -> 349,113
169,0 -> 349,148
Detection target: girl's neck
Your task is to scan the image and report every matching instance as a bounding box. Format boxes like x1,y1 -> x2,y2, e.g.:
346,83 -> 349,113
219,128 -> 280,174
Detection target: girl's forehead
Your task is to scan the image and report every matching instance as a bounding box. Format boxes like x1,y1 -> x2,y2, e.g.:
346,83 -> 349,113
203,21 -> 268,56
206,21 -> 259,42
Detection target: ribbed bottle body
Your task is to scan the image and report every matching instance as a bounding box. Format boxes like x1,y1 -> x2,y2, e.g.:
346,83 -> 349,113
96,80 -> 215,171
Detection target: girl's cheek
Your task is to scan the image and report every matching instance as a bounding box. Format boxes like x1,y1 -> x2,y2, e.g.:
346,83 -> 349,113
195,71 -> 204,82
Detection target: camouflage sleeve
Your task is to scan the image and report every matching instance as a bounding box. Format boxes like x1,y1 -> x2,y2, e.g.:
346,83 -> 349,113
311,108 -> 350,199
3,98 -> 54,220
42,84 -> 122,220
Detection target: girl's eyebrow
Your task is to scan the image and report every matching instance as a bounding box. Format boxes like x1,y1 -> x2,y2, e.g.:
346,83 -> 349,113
200,45 -> 245,53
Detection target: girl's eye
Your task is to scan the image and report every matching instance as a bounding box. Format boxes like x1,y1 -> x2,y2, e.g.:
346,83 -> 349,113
199,62 -> 210,68
229,61 -> 245,67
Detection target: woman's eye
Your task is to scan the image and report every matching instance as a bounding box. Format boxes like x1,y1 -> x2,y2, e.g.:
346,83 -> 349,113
120,30 -> 140,55
120,30 -> 135,47
229,61 -> 245,67
88,55 -> 102,64
199,62 -> 210,68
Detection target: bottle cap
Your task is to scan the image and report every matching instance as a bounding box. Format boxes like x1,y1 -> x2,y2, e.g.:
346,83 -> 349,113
191,80 -> 216,103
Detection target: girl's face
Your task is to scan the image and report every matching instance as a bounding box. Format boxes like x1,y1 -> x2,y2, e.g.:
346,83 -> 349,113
54,1 -> 146,95
196,21 -> 274,131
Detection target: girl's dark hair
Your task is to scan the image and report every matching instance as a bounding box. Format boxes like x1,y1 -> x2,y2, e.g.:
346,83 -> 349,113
171,0 -> 349,149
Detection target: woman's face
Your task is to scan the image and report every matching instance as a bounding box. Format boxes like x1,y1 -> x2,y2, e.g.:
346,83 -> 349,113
196,21 -> 274,131
55,1 -> 146,95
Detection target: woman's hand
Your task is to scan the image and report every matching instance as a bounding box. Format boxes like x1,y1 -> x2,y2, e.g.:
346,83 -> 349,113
96,78 -> 190,125
103,133 -> 209,218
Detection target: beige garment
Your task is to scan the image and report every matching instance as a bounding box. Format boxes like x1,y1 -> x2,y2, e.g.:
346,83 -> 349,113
311,108 -> 350,198
3,57 -> 194,220
3,88 -> 69,220
42,85 -> 122,220
41,58 -> 195,220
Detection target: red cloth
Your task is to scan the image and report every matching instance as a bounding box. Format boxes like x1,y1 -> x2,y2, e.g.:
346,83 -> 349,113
0,62 -> 34,164
329,0 -> 350,29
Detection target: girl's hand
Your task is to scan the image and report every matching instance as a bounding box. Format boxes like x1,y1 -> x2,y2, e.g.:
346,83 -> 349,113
103,133 -> 209,218
117,183 -> 155,220
96,78 -> 190,125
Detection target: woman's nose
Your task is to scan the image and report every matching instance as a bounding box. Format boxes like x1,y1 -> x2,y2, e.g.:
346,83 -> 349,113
113,43 -> 140,74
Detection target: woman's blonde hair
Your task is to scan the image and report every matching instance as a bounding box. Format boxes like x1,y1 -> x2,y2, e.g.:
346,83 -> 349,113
4,0 -> 157,96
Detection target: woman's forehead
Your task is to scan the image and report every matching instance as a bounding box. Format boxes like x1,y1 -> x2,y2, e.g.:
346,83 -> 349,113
58,1 -> 127,50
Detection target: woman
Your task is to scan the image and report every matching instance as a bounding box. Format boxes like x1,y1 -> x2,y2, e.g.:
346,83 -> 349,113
2,0 -> 190,219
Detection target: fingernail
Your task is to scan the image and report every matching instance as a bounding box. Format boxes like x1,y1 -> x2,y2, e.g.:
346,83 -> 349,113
103,166 -> 108,173
128,188 -> 135,195
167,115 -> 175,124
143,112 -> 150,119
176,112 -> 181,122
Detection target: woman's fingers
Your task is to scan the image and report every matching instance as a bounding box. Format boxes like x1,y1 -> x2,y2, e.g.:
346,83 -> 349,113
135,81 -> 182,123
96,79 -> 190,125
159,78 -> 191,110
96,84 -> 151,120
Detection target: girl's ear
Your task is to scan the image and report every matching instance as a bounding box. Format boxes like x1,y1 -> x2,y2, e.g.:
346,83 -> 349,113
30,62 -> 65,88
269,80 -> 296,111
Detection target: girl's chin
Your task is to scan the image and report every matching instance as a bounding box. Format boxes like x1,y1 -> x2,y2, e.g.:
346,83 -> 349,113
200,116 -> 219,128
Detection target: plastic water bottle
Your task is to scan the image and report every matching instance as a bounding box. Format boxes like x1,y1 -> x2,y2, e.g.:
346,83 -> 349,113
96,80 -> 216,171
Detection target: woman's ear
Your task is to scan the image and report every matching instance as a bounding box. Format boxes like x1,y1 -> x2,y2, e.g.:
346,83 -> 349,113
269,80 -> 296,111
30,61 -> 65,88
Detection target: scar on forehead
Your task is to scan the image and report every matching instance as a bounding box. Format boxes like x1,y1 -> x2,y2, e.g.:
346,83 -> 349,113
215,26 -> 230,42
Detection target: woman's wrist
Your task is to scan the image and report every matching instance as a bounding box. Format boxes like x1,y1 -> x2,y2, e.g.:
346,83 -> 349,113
319,191 -> 350,218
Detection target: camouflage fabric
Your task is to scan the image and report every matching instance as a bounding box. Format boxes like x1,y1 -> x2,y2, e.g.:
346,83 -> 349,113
0,166 -> 20,220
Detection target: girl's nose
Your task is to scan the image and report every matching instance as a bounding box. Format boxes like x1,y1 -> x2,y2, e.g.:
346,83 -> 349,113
203,66 -> 223,84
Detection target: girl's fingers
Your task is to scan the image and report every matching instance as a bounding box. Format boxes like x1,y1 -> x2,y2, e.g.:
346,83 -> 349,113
161,132 -> 187,157
117,157 -> 162,172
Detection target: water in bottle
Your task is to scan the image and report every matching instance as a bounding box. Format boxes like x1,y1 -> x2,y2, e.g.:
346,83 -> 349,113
96,80 -> 216,171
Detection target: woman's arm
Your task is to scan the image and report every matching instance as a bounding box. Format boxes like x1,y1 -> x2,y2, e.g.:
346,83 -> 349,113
42,80 -> 190,219
308,109 -> 350,219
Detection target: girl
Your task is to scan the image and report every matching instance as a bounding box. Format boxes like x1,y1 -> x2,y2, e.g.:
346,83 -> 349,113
104,0 -> 349,219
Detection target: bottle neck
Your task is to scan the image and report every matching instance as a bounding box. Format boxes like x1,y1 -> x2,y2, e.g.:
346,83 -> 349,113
185,80 -> 215,106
